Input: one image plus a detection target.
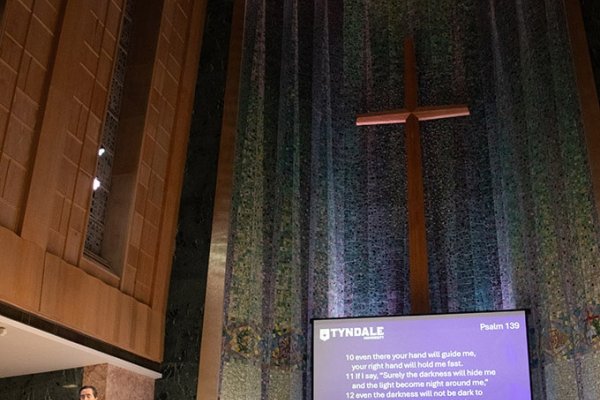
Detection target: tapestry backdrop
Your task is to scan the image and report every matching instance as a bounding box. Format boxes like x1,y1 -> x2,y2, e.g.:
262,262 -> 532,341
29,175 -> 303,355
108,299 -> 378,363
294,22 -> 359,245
219,1 -> 600,399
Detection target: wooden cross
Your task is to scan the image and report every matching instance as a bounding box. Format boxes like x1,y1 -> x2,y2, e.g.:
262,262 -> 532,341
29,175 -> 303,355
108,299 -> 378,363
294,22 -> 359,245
356,38 -> 470,315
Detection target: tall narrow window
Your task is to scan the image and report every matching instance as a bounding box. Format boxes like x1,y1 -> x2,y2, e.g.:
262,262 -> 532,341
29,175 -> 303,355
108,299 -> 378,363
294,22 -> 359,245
85,0 -> 163,273
85,0 -> 136,264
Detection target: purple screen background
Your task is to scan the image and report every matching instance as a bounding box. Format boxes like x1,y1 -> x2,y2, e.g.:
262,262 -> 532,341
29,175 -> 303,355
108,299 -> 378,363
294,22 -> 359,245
313,310 -> 532,399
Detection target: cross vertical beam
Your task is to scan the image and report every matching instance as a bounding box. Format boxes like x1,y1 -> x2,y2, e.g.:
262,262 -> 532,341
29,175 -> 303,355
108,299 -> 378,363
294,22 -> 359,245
356,38 -> 470,315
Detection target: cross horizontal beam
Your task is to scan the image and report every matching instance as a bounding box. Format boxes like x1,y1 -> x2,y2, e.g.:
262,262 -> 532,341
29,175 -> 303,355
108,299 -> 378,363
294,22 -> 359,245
356,105 -> 470,126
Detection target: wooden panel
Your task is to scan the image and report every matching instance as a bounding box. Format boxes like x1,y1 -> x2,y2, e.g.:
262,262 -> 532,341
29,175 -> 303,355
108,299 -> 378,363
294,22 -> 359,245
39,253 -> 95,332
21,0 -> 93,247
116,292 -> 136,350
0,229 -> 161,360
39,252 -> 157,359
95,282 -> 121,340
120,0 -> 205,314
147,309 -> 163,360
132,302 -> 150,356
0,0 -> 204,363
0,227 -> 45,310
0,0 -> 64,232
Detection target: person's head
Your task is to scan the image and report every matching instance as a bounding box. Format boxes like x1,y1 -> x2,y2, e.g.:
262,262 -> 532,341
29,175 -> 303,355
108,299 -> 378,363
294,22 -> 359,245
79,386 -> 98,399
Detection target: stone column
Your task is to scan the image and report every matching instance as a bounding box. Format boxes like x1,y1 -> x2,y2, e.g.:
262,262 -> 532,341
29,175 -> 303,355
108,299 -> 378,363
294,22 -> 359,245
83,364 -> 155,400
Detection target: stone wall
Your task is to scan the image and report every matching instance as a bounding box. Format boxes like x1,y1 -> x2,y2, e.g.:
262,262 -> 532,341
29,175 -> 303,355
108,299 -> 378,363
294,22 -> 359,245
0,368 -> 83,400
155,0 -> 235,398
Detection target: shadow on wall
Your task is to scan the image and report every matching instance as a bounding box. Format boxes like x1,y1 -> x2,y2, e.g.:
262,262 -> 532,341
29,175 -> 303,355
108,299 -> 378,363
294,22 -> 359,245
580,0 -> 600,96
